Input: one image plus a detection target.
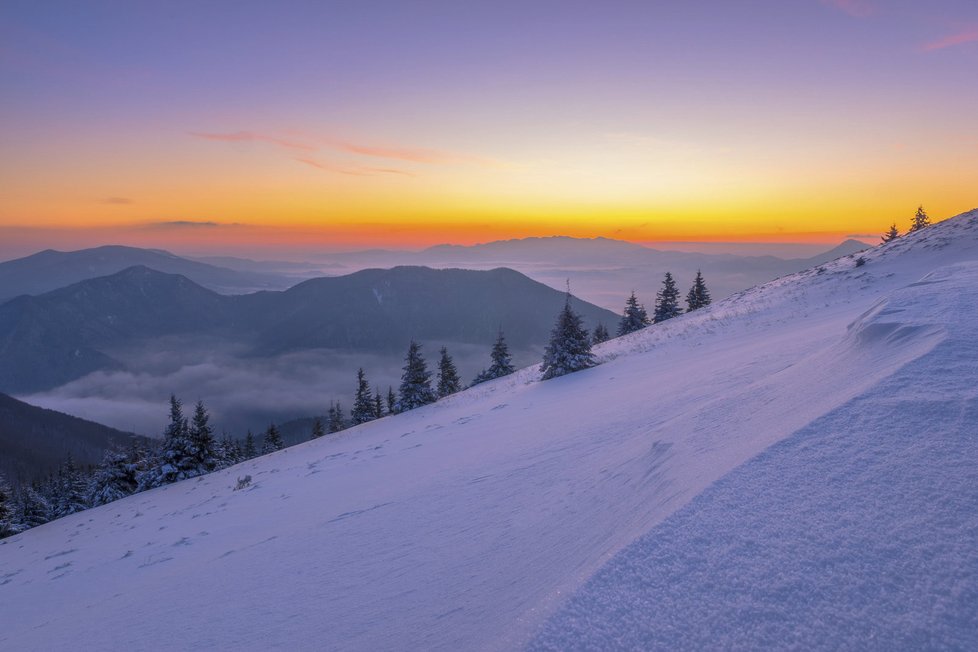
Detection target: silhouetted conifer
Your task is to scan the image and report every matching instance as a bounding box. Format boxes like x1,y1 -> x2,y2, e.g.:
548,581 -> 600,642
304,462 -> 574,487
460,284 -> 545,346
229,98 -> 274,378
653,272 -> 683,323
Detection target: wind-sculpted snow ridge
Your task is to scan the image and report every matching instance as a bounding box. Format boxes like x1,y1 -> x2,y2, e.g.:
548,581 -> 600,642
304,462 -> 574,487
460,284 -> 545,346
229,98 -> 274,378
1,209 -> 976,651
530,262 -> 978,651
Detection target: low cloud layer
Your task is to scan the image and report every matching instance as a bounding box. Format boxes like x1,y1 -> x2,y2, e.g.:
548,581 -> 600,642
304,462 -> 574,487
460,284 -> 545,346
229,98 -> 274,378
21,340 -> 536,438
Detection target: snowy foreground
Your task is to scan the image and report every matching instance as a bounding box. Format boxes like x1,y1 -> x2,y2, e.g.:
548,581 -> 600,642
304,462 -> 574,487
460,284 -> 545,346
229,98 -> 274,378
3,211 -> 977,650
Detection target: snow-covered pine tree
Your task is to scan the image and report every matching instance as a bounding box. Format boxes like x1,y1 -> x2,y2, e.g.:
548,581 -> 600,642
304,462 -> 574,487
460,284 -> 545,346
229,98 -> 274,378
328,401 -> 346,433
472,329 -> 516,385
685,270 -> 712,312
540,293 -> 595,380
88,447 -> 140,506
387,387 -> 397,415
881,223 -> 900,243
592,322 -> 610,344
261,424 -> 284,454
218,433 -> 242,467
14,483 -> 49,532
617,291 -> 650,336
52,455 -> 89,518
351,368 -> 375,425
138,394 -> 195,489
374,386 -> 384,418
437,347 -> 462,397
397,341 -> 437,411
311,418 -> 325,438
189,400 -> 218,475
0,472 -> 16,538
909,205 -> 930,233
653,272 -> 683,323
243,431 -> 258,459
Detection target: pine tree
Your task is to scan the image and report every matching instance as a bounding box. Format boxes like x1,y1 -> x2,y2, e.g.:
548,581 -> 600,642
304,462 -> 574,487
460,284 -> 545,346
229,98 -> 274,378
685,270 -> 712,312
909,205 -> 930,233
0,473 -> 16,538
351,368 -> 375,425
472,329 -> 516,385
881,223 -> 900,243
261,423 -> 284,454
188,400 -> 218,475
540,293 -> 595,380
387,387 -> 397,415
217,433 -> 242,467
374,386 -> 384,418
311,418 -> 326,439
397,341 -> 437,411
243,431 -> 258,459
138,394 -> 198,489
328,401 -> 346,433
52,455 -> 89,518
437,347 -> 462,397
617,291 -> 650,336
592,322 -> 610,345
89,447 -> 140,506
14,483 -> 50,531
653,272 -> 683,323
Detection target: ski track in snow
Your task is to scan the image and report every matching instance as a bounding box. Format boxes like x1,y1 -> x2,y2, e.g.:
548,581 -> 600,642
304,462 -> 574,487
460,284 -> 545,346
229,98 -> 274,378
1,210 -> 977,650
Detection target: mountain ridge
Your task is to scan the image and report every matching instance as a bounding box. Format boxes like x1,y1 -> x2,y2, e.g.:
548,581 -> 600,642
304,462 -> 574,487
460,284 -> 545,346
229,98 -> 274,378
0,265 -> 616,394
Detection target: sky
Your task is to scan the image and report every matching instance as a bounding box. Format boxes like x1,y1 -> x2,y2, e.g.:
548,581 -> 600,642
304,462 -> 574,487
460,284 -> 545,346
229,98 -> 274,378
1,0 -> 976,258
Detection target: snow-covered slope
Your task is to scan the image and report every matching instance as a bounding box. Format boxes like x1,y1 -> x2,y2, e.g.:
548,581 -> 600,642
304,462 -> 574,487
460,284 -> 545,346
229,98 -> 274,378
2,210 -> 977,650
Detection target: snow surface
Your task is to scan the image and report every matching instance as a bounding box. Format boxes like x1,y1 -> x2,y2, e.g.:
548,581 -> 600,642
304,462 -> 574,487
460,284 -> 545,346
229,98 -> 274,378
2,209 -> 977,650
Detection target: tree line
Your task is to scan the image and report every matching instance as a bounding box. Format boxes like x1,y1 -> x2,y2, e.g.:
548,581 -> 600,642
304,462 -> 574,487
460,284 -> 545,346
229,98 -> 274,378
0,270 -> 717,538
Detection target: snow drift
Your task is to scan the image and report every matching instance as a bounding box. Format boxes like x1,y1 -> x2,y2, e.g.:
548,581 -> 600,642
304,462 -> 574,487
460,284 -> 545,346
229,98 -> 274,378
2,209 -> 977,650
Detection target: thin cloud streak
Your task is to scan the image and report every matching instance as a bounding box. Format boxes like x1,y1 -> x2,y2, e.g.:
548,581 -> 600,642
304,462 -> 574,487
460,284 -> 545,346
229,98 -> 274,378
295,157 -> 416,177
143,220 -> 236,229
192,130 -> 498,168
921,26 -> 978,51
100,197 -> 134,205
191,130 -> 317,152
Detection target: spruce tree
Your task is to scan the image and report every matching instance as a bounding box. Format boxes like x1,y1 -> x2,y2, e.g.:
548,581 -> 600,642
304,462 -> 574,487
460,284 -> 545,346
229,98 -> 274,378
351,368 -> 375,425
89,447 -> 140,506
243,431 -> 258,459
52,455 -> 89,518
14,483 -> 50,531
138,394 -> 197,489
592,322 -> 610,345
472,329 -> 516,385
617,291 -> 650,336
437,347 -> 462,397
881,223 -> 899,243
218,433 -> 242,467
328,401 -> 346,433
540,294 -> 595,380
909,205 -> 930,233
387,387 -> 397,415
189,400 -> 218,475
311,417 -> 326,439
261,423 -> 284,454
653,272 -> 683,323
397,341 -> 437,411
0,473 -> 15,538
685,270 -> 712,312
374,386 -> 384,418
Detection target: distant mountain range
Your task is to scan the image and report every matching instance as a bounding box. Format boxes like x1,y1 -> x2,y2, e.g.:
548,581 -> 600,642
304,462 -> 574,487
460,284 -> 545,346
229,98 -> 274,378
306,236 -> 871,310
0,245 -> 300,305
0,238 -> 870,313
0,265 -> 616,394
0,392 -> 145,483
